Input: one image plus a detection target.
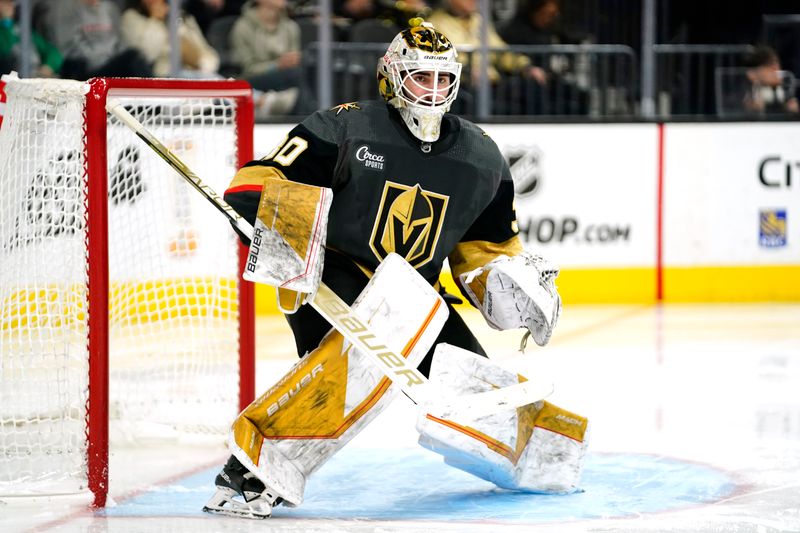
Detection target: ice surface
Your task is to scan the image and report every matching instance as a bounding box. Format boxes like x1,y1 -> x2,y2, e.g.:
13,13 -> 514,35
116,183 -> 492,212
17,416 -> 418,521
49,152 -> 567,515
3,304 -> 799,533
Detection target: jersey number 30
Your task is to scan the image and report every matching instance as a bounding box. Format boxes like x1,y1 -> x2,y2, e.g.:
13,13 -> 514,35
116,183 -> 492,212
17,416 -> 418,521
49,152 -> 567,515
262,135 -> 309,166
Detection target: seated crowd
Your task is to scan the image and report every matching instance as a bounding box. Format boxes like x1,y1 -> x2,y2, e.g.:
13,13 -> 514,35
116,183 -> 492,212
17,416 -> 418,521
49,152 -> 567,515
0,0 -> 797,117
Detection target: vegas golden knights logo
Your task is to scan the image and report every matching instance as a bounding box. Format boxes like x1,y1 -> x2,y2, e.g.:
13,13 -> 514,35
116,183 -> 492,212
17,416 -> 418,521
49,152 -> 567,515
369,181 -> 448,268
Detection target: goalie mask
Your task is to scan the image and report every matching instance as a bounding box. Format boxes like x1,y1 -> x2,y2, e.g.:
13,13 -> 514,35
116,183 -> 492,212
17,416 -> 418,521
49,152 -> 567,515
377,19 -> 462,143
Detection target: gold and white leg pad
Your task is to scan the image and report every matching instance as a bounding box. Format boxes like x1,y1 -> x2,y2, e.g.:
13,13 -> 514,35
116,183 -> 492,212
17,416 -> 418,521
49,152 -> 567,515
230,255 -> 449,506
416,344 -> 589,493
243,177 -> 333,311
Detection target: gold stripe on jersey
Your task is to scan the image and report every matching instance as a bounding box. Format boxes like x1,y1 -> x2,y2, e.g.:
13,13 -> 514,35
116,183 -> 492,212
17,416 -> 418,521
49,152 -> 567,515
228,164 -> 287,191
448,235 -> 523,305
449,235 -> 524,279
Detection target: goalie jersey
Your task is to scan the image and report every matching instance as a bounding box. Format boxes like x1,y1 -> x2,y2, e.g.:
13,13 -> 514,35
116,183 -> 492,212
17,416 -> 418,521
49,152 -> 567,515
224,100 -> 522,292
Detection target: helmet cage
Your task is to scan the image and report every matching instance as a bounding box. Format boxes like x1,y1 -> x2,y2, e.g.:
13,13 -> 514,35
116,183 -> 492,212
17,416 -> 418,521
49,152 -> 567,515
390,60 -> 462,111
377,21 -> 462,142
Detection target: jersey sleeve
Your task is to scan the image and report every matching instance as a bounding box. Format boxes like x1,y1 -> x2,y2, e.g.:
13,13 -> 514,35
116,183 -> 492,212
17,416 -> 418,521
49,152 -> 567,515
448,159 -> 524,291
223,111 -> 342,228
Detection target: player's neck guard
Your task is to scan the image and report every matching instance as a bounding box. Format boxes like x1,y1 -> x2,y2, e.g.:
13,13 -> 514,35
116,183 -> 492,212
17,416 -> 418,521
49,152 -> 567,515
397,105 -> 447,143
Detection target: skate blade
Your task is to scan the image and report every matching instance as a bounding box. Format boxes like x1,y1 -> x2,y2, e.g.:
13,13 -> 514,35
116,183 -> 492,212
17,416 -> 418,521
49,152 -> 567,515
202,504 -> 270,519
203,487 -> 272,519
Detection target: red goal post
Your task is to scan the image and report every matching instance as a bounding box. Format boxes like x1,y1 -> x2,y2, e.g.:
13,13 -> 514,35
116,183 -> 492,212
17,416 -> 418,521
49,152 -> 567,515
0,77 -> 255,507
0,78 -> 6,127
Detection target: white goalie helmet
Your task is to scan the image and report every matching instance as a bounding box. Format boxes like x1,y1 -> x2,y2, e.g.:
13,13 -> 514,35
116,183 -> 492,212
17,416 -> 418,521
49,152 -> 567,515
377,18 -> 462,142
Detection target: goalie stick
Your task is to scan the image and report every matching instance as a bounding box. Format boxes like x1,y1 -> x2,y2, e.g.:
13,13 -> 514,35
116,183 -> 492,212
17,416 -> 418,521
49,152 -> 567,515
106,99 -> 553,419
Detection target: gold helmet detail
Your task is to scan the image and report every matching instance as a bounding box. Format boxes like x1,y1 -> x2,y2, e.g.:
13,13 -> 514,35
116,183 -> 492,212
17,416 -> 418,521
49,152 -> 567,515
377,19 -> 462,142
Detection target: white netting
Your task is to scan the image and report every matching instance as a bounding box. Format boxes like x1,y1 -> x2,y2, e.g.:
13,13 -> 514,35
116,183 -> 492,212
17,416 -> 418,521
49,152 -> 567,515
0,79 -> 90,494
0,79 -> 245,495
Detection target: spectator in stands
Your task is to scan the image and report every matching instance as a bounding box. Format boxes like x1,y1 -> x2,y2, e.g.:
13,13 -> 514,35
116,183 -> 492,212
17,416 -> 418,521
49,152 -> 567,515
379,1 -> 430,28
743,46 -> 799,115
499,0 -> 588,115
334,0 -> 378,23
429,0 -> 546,85
336,1 -> 430,43
428,0 -> 547,114
0,0 -> 62,77
499,0 -> 561,46
230,0 -> 301,115
182,0 -> 249,35
334,0 -> 429,26
40,0 -> 152,80
184,0 -> 225,35
120,0 -> 220,78
392,0 -> 429,15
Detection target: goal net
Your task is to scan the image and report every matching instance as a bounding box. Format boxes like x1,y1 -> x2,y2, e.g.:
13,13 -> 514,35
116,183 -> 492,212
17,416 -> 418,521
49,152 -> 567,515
0,77 -> 255,505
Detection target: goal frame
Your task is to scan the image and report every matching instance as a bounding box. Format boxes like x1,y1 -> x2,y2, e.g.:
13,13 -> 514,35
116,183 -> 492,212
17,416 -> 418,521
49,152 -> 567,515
81,77 -> 255,507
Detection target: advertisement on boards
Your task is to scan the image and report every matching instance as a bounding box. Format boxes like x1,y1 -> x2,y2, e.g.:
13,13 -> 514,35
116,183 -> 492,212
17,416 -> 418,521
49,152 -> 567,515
482,124 -> 659,269
663,123 -> 800,266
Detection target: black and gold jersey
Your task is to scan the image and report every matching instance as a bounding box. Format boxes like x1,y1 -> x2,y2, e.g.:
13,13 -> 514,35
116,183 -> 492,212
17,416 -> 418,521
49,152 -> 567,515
224,100 -> 522,290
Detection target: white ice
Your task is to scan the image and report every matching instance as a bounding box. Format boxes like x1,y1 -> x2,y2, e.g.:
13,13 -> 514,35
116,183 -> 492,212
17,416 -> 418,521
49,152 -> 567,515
3,303 -> 799,532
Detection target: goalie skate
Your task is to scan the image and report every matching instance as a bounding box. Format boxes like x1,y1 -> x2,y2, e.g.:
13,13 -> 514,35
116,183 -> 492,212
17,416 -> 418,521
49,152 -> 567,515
203,456 -> 281,519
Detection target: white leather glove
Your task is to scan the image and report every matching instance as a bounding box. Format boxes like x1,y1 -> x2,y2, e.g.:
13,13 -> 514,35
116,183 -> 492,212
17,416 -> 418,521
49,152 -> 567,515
460,252 -> 562,348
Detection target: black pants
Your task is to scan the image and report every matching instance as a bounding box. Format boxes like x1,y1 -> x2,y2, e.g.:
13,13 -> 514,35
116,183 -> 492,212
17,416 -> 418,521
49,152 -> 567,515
286,250 -> 486,378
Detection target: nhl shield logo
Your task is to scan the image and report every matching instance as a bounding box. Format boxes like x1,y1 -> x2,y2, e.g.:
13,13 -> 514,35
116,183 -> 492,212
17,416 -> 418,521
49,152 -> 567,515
369,181 -> 448,268
505,145 -> 543,198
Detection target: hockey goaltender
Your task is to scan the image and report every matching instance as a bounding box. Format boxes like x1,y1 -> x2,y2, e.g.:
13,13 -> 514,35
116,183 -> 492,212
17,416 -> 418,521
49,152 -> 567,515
203,18 -> 589,519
